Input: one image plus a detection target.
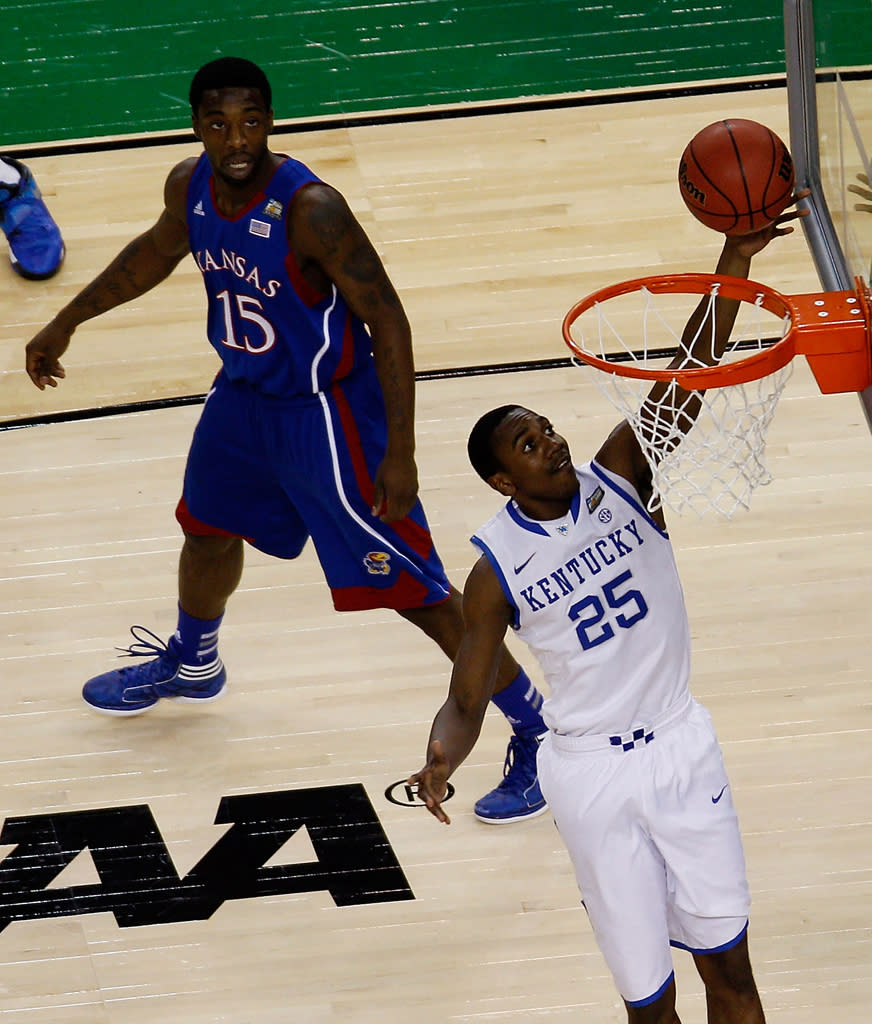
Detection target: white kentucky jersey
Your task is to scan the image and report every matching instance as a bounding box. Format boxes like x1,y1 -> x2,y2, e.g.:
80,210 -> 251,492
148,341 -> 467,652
472,461 -> 691,737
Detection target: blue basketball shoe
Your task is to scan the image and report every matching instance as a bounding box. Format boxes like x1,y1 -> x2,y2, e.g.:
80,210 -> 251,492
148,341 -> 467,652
82,626 -> 227,716
474,731 -> 549,824
0,156 -> 65,279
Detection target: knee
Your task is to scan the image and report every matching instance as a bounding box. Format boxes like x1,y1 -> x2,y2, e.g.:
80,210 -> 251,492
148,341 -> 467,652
695,938 -> 764,1018
182,531 -> 242,561
397,590 -> 464,652
625,982 -> 680,1024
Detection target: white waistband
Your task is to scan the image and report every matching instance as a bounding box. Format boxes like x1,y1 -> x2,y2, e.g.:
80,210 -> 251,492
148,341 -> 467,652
547,692 -> 694,754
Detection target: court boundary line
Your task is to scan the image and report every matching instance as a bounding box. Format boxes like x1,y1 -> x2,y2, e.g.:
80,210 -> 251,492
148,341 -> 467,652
3,341 -> 780,433
7,75 -> 805,160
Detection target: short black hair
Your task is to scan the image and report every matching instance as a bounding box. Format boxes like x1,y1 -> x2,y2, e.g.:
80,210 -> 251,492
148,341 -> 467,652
467,405 -> 526,481
189,57 -> 272,114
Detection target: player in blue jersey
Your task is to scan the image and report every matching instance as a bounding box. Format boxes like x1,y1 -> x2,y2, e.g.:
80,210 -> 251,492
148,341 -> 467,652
409,211 -> 809,1020
24,56 -> 547,823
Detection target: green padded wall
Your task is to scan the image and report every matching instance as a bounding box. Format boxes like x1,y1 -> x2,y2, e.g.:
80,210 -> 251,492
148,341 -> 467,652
1,1 -> 867,147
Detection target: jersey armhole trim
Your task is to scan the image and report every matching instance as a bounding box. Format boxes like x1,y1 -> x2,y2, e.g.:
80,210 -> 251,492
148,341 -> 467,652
470,535 -> 521,630
590,461 -> 669,539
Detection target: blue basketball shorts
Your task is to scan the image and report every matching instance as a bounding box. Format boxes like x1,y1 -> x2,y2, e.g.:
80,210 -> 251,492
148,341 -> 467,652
175,366 -> 451,612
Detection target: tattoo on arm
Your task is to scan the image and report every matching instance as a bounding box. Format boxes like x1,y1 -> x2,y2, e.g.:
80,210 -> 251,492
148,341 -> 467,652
341,241 -> 381,285
68,234 -> 176,321
308,194 -> 401,302
308,197 -> 354,258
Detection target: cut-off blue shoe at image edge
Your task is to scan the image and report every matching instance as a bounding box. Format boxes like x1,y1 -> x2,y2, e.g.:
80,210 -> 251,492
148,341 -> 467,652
0,156 -> 65,280
474,732 -> 549,824
82,626 -> 227,717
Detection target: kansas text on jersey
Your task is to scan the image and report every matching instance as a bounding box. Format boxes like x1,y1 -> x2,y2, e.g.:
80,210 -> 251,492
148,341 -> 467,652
186,153 -> 374,397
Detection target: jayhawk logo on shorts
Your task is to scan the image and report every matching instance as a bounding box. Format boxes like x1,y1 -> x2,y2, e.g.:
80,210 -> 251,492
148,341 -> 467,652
364,551 -> 392,575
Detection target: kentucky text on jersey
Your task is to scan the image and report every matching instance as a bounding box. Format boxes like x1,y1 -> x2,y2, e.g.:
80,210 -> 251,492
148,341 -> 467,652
519,518 -> 645,612
194,248 -> 282,298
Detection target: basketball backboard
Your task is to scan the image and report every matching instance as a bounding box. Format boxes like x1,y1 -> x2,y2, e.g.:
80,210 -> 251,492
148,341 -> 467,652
783,0 -> 872,426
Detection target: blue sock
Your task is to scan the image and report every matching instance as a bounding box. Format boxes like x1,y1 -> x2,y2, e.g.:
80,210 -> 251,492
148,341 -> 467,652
172,606 -> 223,666
490,668 -> 546,737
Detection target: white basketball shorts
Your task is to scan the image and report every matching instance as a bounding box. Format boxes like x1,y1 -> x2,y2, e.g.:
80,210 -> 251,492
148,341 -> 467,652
537,695 -> 751,1006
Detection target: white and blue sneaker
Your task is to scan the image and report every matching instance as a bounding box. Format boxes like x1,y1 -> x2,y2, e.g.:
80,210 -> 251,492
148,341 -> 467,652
0,156 -> 65,280
474,732 -> 549,824
82,626 -> 227,716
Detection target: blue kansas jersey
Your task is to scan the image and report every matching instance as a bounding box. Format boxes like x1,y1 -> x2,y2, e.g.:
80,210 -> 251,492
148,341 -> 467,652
186,153 -> 374,396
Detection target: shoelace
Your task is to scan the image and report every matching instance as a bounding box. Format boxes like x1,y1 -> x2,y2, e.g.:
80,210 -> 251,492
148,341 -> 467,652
498,735 -> 540,790
115,624 -> 170,660
109,626 -> 182,686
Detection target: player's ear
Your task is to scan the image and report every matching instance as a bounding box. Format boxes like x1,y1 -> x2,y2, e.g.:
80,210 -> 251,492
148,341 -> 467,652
488,471 -> 515,497
191,115 -> 202,141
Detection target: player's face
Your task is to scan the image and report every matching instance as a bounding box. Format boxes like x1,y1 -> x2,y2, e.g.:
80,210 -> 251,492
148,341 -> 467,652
192,87 -> 274,188
489,409 -> 579,512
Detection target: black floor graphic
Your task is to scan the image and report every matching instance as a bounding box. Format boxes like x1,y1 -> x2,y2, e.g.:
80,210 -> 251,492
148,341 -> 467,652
0,784 -> 413,930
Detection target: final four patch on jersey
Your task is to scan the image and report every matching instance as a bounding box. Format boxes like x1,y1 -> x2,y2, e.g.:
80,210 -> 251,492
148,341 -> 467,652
263,198 -> 284,220
586,486 -> 605,513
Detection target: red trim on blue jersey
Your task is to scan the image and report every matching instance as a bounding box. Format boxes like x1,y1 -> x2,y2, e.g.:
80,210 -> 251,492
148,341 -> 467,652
284,249 -> 328,307
330,382 -> 376,506
333,311 -> 357,380
207,176 -> 266,222
331,382 -> 434,559
331,573 -> 450,611
175,495 -> 254,543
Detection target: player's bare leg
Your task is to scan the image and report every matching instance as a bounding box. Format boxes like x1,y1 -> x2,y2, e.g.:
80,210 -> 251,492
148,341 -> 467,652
178,532 -> 244,619
692,934 -> 766,1024
397,585 -> 522,691
625,978 -> 681,1024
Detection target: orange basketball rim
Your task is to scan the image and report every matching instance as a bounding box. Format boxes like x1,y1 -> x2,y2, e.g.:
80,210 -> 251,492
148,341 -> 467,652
562,273 -> 872,394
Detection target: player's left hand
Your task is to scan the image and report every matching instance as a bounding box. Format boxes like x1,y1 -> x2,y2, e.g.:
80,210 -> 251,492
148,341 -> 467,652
371,450 -> 419,521
407,740 -> 452,824
727,188 -> 811,257
848,172 -> 872,212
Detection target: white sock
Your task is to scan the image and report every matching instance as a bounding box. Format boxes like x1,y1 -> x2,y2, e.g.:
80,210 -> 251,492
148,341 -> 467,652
0,158 -> 22,187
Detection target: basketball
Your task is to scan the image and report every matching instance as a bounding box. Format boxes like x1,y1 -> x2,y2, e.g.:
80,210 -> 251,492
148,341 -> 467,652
678,119 -> 795,235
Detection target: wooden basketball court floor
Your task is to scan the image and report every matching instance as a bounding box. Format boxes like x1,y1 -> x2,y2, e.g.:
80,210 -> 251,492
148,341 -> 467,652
0,85 -> 870,1022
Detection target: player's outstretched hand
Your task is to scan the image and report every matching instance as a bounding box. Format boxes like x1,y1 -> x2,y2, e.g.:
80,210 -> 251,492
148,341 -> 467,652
728,188 -> 812,259
848,172 -> 872,213
407,739 -> 452,824
25,321 -> 71,389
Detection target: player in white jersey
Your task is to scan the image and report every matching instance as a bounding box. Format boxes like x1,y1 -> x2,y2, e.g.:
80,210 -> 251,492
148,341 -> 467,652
409,206 -> 808,1022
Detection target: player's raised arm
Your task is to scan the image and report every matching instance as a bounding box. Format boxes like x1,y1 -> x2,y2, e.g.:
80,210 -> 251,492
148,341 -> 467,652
408,555 -> 514,824
25,159 -> 195,390
597,195 -> 809,502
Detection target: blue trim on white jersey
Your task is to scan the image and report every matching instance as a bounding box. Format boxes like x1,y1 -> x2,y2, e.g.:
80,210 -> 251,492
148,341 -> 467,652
670,920 -> 748,956
590,461 -> 668,539
471,535 -> 522,630
569,486 -> 581,523
625,970 -> 675,1008
506,500 -> 550,536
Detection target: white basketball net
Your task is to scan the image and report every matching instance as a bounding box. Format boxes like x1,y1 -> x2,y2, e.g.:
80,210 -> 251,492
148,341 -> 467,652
571,282 -> 794,519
